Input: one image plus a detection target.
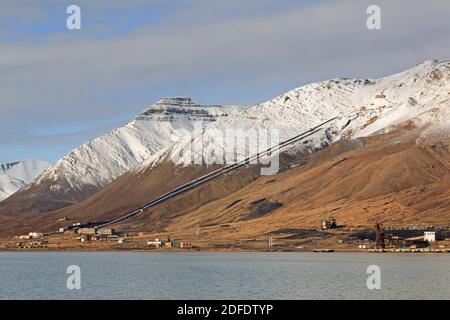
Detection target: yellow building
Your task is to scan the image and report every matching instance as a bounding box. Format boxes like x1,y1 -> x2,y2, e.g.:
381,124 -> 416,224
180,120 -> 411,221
78,228 -> 97,235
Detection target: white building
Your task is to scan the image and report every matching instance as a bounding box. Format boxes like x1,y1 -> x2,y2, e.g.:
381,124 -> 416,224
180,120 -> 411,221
147,239 -> 163,247
424,231 -> 436,242
29,232 -> 43,239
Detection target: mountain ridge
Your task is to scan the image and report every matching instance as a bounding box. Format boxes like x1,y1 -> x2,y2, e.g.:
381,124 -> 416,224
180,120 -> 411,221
1,98 -> 240,212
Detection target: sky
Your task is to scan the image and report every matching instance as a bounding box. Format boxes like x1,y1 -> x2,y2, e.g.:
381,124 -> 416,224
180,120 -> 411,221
1,0 -> 450,163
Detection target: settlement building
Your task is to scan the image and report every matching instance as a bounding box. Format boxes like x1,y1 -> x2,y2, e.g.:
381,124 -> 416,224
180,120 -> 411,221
78,228 -> 97,235
29,232 -> 43,239
180,242 -> 192,249
97,228 -> 115,236
321,219 -> 337,230
148,239 -> 164,247
147,239 -> 192,249
165,241 -> 173,248
424,231 -> 436,242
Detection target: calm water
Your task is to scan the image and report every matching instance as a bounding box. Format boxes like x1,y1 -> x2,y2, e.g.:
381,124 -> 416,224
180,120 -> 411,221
0,252 -> 449,299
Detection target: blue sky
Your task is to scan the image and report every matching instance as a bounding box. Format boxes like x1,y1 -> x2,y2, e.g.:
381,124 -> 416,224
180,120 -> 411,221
1,0 -> 450,163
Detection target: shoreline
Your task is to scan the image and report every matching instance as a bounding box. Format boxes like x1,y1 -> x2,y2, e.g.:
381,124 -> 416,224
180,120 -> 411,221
1,248 -> 449,254
3,228 -> 449,254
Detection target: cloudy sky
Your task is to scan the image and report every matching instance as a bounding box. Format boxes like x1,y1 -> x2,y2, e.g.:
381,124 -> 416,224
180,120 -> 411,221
1,0 -> 449,163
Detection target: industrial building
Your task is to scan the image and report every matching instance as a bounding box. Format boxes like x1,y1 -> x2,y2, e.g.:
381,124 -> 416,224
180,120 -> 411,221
78,228 -> 97,235
322,218 -> 337,230
30,232 -> 43,239
147,238 -> 192,249
165,241 -> 173,248
77,227 -> 115,236
424,231 -> 436,242
97,228 -> 115,236
148,239 -> 164,247
172,241 -> 181,248
181,242 -> 192,249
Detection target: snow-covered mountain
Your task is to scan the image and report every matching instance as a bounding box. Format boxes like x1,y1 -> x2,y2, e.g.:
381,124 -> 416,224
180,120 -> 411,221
32,97 -> 238,191
4,98 -> 240,212
134,60 -> 450,171
0,160 -> 50,201
3,60 -> 450,215
45,59 -> 450,232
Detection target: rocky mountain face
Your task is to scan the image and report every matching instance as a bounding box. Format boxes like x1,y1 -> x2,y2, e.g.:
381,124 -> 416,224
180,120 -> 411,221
132,60 -> 450,171
1,98 -> 239,213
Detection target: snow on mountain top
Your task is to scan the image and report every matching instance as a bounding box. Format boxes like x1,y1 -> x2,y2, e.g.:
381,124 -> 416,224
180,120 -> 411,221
134,60 -> 450,169
134,97 -> 239,122
150,97 -> 224,108
0,159 -> 51,183
0,175 -> 25,201
0,159 -> 50,201
25,99 -> 241,199
156,97 -> 198,107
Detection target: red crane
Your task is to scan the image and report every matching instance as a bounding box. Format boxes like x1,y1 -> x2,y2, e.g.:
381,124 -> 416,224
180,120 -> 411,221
375,222 -> 385,249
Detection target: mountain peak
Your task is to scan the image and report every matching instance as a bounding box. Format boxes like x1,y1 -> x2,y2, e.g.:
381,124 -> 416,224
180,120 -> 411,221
135,96 -> 232,121
417,59 -> 439,66
155,97 -> 198,108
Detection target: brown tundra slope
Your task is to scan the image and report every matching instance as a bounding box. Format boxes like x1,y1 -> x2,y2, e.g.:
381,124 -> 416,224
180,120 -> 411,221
115,127 -> 450,240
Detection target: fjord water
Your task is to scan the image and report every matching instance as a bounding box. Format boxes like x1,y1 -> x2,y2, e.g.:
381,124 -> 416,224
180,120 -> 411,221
0,252 -> 449,299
